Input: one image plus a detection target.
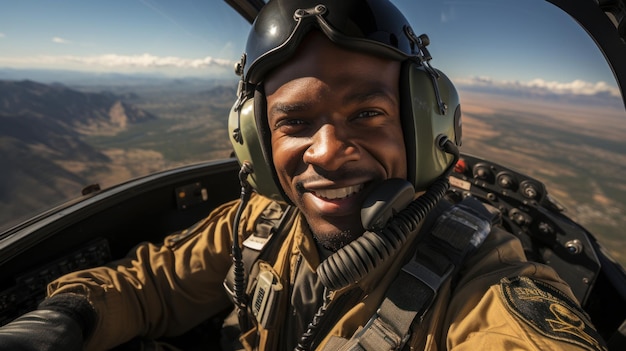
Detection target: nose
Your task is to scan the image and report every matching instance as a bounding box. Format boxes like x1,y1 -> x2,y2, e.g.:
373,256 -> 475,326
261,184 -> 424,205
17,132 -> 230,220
303,124 -> 359,171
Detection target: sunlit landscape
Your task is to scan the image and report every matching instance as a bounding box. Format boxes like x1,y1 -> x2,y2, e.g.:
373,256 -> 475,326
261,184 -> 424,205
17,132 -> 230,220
459,90 -> 626,265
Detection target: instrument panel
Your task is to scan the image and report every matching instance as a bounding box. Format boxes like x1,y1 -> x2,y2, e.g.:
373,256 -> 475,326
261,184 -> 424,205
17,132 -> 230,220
449,154 -> 601,304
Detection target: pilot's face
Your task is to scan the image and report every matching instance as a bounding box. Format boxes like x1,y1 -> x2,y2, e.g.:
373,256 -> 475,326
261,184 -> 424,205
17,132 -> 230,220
265,33 -> 406,251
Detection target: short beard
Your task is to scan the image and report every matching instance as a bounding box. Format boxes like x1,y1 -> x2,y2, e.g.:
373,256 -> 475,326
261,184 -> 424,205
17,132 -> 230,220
313,229 -> 357,252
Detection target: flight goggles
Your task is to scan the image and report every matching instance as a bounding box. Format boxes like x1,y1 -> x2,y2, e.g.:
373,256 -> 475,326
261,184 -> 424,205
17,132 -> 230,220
242,0 -> 423,84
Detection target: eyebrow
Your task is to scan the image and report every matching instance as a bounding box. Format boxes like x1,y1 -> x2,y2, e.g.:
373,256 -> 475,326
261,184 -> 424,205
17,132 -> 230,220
267,84 -> 397,117
269,101 -> 312,115
342,87 -> 397,106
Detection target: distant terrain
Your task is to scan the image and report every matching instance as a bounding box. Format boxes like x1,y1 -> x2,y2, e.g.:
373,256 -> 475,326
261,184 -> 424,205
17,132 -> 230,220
0,78 -> 624,266
459,90 -> 626,265
0,80 -> 155,227
0,78 -> 235,230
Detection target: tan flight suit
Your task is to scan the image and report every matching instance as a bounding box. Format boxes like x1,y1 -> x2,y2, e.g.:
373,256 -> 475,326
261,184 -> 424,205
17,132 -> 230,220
47,193 -> 607,351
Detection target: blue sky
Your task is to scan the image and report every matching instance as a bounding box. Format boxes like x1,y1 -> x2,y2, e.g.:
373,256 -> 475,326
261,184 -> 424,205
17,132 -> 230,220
0,0 -> 620,100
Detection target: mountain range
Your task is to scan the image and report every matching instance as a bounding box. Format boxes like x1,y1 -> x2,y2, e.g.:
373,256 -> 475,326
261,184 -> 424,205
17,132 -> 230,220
0,80 -> 157,226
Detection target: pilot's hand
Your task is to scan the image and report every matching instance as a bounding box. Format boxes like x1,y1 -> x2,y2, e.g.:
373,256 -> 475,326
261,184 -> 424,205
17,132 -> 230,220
0,309 -> 84,351
0,293 -> 96,351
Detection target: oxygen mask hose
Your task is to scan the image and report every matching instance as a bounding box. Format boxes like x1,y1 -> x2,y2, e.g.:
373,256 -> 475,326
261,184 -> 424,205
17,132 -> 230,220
317,136 -> 458,291
296,136 -> 459,351
316,177 -> 449,290
296,182 -> 449,351
232,161 -> 254,330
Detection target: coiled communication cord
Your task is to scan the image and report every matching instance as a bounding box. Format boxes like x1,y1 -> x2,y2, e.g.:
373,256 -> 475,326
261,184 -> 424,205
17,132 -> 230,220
295,136 -> 459,351
318,136 -> 458,290
315,177 -> 449,291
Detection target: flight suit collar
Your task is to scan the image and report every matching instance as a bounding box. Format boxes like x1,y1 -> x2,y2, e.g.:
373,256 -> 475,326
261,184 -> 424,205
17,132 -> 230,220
293,214 -> 322,271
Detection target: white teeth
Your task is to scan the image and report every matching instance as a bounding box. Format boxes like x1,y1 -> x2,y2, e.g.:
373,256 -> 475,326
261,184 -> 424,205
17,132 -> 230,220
314,184 -> 364,200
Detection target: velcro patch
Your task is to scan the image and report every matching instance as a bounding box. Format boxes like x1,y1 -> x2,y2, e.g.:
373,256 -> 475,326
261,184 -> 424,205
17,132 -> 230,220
500,276 -> 607,351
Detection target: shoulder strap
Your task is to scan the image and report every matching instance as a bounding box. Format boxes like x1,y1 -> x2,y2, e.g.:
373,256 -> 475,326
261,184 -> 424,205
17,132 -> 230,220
241,201 -> 296,278
334,196 -> 499,351
223,200 -> 295,297
223,200 -> 297,315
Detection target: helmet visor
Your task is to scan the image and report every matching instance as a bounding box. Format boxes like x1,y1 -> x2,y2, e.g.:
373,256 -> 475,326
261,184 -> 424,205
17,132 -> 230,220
244,0 -> 419,84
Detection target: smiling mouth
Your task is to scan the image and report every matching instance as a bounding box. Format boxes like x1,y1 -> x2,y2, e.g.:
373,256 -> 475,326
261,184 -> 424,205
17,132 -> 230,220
311,184 -> 365,200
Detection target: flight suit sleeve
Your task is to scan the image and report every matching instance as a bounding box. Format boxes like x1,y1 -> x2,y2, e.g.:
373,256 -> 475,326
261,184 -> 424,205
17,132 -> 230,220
442,227 -> 607,351
45,194 -> 271,351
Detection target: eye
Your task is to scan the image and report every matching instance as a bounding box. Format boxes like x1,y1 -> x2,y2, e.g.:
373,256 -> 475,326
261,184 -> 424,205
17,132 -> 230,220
273,118 -> 308,134
355,110 -> 382,119
352,110 -> 386,123
274,118 -> 305,128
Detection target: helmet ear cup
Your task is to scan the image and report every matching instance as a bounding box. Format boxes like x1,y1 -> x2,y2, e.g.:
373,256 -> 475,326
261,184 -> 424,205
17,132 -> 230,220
400,62 -> 461,191
228,88 -> 286,202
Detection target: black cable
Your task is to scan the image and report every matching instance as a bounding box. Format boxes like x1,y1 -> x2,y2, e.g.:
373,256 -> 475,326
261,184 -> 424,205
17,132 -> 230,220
437,135 -> 460,178
294,287 -> 332,351
232,161 -> 254,330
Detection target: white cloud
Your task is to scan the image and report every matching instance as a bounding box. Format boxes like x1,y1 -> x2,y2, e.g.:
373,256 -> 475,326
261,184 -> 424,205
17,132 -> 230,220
0,53 -> 234,72
525,78 -> 618,96
61,53 -> 232,68
52,37 -> 71,44
455,75 -> 621,98
0,33 -> 5,38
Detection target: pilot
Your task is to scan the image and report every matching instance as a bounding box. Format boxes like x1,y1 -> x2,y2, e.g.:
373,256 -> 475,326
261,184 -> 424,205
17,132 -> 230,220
0,1 -> 609,350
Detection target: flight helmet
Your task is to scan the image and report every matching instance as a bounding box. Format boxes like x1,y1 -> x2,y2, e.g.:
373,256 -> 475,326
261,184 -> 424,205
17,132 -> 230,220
229,0 -> 462,202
